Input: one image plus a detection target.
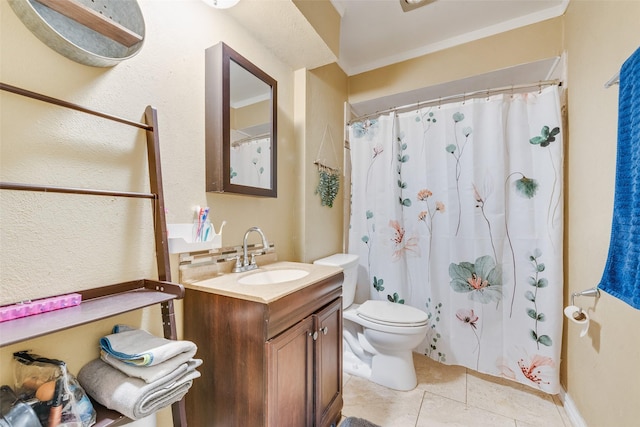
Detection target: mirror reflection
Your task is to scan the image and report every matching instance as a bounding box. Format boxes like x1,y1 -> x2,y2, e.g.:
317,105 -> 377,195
229,60 -> 272,189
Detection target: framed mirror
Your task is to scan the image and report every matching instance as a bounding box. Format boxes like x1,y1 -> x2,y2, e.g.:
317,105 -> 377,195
205,42 -> 277,196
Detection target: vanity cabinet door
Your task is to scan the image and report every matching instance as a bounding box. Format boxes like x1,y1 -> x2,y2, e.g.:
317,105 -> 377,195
266,315 -> 314,427
184,273 -> 343,427
314,298 -> 343,427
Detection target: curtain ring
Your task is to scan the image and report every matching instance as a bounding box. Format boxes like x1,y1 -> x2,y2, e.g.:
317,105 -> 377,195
539,81 -> 543,94
486,89 -> 490,101
510,85 -> 514,99
438,98 -> 441,110
462,93 -> 466,105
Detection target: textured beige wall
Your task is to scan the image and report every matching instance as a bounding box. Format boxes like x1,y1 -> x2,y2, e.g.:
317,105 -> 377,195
0,1 -> 305,424
563,1 -> 640,426
293,0 -> 341,58
2,1 -> 639,426
345,5 -> 640,425
348,17 -> 564,104
0,0 -> 299,302
300,63 -> 348,263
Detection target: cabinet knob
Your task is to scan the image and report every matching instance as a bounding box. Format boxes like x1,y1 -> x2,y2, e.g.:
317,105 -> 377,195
320,326 -> 328,335
309,331 -> 318,340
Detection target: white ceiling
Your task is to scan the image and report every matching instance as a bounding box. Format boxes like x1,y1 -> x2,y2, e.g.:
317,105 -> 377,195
330,0 -> 569,76
224,0 -> 569,116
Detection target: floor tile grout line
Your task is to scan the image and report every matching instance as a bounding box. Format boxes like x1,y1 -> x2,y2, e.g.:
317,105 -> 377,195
462,368 -> 566,426
464,391 -> 563,426
344,354 -> 570,427
464,367 -> 469,404
421,387 -> 521,423
414,391 -> 427,427
421,388 -> 470,404
550,394 -> 571,427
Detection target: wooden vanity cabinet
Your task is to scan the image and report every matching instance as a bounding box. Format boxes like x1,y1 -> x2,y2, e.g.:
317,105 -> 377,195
184,272 -> 343,427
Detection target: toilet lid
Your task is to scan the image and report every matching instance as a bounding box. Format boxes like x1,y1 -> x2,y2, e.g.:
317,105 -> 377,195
357,300 -> 429,327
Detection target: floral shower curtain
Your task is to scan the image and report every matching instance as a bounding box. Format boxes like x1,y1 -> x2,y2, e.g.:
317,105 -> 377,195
229,137 -> 271,188
348,86 -> 564,393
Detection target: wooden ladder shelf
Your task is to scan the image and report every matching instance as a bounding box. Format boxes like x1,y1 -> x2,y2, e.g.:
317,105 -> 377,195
0,82 -> 187,426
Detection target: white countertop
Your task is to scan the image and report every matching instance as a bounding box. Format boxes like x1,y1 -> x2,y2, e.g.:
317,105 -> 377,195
183,261 -> 343,303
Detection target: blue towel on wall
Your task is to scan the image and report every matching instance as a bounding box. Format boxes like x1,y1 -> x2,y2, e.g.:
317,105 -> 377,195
598,46 -> 640,310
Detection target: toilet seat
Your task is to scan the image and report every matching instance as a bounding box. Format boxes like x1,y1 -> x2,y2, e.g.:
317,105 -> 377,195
356,300 -> 429,327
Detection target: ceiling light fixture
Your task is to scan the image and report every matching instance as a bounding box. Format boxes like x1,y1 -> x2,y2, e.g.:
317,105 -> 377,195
400,0 -> 437,13
203,0 -> 240,9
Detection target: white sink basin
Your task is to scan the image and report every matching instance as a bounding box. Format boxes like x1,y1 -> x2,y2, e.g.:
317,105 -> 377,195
238,269 -> 310,285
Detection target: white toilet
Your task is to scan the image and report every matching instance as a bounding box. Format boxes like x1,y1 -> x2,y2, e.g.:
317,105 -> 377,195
314,253 -> 429,391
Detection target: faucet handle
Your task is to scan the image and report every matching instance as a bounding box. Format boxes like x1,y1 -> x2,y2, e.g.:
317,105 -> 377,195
250,253 -> 256,266
231,255 -> 243,273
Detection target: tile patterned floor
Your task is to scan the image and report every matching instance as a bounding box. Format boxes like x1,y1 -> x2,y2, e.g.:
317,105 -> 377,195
340,353 -> 571,427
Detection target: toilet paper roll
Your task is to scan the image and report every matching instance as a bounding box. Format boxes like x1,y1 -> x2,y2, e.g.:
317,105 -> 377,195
564,305 -> 590,337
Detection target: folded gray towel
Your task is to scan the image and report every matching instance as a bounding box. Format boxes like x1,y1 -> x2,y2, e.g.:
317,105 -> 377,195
341,417 -> 381,427
100,327 -> 197,367
78,358 -> 201,420
100,349 -> 198,383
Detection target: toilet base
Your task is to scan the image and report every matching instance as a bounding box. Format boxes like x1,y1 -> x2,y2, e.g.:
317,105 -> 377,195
370,351 -> 418,391
343,344 -> 372,378
343,317 -> 421,391
343,344 -> 419,391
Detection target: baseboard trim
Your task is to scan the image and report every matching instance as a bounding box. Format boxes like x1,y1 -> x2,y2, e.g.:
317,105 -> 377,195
559,387 -> 587,427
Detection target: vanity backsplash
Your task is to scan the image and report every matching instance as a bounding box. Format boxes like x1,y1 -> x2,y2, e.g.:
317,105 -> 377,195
178,243 -> 276,284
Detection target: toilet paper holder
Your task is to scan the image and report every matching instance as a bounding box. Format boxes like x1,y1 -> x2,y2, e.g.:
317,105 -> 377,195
570,287 -> 600,320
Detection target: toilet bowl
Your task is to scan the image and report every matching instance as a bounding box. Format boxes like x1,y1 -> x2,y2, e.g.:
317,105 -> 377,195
314,254 -> 429,391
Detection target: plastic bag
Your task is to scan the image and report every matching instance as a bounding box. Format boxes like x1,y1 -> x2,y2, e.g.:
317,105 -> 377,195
0,385 -> 41,427
13,352 -> 96,427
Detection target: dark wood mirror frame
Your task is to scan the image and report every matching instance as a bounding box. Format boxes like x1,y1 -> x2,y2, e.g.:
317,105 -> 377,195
205,42 -> 277,197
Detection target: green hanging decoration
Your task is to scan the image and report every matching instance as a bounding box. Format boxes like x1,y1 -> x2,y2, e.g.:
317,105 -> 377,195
314,124 -> 341,208
315,164 -> 340,207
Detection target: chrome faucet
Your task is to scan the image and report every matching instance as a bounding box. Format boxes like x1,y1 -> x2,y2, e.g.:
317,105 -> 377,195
233,226 -> 269,273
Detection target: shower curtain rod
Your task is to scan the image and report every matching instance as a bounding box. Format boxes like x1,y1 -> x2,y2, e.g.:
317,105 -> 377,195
348,79 -> 561,125
231,132 -> 270,147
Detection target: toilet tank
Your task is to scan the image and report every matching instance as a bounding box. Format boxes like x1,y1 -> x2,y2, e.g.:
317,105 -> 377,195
314,253 -> 359,308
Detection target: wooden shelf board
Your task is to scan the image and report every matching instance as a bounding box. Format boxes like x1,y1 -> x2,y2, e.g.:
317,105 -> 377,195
0,284 -> 182,347
93,401 -> 130,427
91,400 -> 131,427
33,0 -> 143,47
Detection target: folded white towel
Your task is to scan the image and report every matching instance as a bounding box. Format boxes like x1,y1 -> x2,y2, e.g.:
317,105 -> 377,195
100,349 -> 198,383
100,327 -> 197,367
78,358 -> 201,420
